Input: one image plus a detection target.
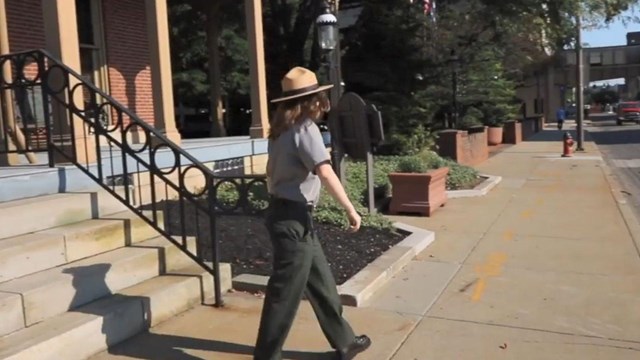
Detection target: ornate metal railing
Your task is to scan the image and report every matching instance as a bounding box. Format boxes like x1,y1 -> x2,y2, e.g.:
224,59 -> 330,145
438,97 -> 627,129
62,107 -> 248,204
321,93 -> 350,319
0,49 -> 268,306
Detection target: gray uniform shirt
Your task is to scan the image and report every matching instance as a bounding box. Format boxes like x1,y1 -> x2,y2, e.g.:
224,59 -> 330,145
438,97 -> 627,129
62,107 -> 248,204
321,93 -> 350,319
267,118 -> 330,205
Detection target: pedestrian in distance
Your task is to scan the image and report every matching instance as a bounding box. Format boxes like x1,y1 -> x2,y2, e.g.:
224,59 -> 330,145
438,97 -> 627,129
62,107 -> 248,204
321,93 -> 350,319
253,66 -> 372,360
556,106 -> 566,130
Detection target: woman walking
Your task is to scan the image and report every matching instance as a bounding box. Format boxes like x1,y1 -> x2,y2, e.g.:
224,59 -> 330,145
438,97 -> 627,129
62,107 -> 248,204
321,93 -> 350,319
253,67 -> 371,360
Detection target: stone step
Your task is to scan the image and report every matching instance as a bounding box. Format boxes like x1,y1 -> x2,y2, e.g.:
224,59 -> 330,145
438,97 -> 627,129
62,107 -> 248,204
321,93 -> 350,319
0,210 -> 162,284
0,263 -> 231,360
0,190 -> 129,240
0,236 -> 197,336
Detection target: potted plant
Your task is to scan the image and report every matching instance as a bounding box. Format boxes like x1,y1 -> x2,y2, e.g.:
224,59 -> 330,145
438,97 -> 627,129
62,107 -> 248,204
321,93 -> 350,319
486,118 -> 505,145
482,100 -> 518,146
388,156 -> 449,217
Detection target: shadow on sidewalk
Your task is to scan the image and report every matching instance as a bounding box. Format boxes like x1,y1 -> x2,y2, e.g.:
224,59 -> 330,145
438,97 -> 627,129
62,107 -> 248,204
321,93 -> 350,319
106,333 -> 338,359
523,128 -> 595,143
588,128 -> 640,146
64,264 -> 335,359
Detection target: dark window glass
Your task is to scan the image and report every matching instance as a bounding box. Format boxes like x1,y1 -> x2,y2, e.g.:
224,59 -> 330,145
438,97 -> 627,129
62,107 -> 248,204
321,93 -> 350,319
76,0 -> 95,45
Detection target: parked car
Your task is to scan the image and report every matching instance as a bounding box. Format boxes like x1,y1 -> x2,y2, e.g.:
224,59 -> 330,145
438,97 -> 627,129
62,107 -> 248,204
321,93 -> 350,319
617,102 -> 640,125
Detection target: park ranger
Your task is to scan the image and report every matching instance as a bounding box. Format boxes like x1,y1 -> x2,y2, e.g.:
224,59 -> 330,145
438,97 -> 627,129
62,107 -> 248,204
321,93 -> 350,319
253,67 -> 371,360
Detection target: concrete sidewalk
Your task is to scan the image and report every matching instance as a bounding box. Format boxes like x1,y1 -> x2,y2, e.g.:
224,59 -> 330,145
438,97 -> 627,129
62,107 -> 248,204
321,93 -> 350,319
91,129 -> 640,360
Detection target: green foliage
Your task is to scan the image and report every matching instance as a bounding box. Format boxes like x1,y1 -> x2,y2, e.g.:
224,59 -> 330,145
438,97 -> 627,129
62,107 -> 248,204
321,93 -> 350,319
459,107 -> 484,129
210,180 -> 269,213
415,150 -> 480,190
342,0 -> 426,94
168,2 -> 208,106
214,181 -> 239,207
263,0 -> 324,94
478,0 -> 637,53
416,150 -> 449,169
366,92 -> 438,156
207,154 -> 478,230
314,160 -> 395,230
459,47 -> 520,128
446,162 -> 481,190
168,1 -> 249,108
220,27 -> 250,97
341,0 -> 443,156
396,156 -> 429,173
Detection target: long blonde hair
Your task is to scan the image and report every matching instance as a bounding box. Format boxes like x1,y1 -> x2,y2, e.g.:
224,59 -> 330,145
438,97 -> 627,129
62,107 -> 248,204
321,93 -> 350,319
269,91 -> 330,140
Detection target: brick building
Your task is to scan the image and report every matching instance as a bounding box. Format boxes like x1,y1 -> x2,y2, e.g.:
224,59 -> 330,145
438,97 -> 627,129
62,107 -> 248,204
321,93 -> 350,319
2,0 -> 179,144
0,0 -> 272,167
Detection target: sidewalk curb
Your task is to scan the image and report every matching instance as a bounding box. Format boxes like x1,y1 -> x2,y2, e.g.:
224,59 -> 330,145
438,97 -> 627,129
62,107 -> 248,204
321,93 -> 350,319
601,165 -> 640,255
447,174 -> 502,199
231,222 -> 435,307
590,143 -> 640,256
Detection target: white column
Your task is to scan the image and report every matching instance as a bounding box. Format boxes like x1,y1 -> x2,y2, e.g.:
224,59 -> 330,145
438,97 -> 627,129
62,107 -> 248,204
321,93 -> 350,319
43,0 -> 96,164
245,0 -> 269,139
145,0 -> 181,143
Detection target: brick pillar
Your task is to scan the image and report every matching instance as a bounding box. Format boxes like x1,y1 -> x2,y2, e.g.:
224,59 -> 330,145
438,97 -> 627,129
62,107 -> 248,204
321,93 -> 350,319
504,120 -> 522,144
436,130 -> 462,163
42,0 -> 96,164
245,0 -> 269,139
145,0 -> 181,144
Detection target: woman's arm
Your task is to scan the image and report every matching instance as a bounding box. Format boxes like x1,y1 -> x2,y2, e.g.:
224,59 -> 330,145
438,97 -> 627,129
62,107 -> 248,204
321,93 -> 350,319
316,162 -> 361,232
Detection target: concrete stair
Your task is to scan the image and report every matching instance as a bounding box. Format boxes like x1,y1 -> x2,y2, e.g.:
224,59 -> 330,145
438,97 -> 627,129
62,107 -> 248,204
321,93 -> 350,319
0,191 -> 127,240
0,210 -> 158,283
0,264 -> 230,360
0,190 -> 232,359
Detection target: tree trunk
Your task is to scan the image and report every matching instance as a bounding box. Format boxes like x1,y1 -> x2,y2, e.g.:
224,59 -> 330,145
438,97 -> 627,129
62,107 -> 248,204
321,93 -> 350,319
206,2 -> 226,138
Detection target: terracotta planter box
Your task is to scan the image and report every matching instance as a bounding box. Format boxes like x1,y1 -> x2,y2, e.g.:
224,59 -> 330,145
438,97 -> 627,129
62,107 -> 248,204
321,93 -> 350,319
487,126 -> 503,145
388,167 -> 449,217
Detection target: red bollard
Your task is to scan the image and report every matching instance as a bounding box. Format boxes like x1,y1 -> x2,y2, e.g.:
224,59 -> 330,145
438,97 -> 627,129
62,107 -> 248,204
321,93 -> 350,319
562,132 -> 574,157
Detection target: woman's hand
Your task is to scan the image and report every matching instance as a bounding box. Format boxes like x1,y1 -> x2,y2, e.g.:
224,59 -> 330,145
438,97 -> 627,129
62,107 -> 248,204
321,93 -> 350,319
347,209 -> 361,232
316,162 -> 361,233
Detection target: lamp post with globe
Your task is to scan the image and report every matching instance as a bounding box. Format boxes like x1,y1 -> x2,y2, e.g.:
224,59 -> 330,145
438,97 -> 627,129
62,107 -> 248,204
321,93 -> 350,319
316,1 -> 344,179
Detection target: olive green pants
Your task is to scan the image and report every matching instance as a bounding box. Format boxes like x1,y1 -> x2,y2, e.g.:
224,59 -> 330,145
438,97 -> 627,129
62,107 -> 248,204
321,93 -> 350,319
253,199 -> 355,360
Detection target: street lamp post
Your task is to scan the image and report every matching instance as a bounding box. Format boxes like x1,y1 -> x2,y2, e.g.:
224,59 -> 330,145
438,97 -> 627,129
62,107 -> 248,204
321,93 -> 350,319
450,51 -> 460,129
316,1 -> 344,179
575,11 -> 585,151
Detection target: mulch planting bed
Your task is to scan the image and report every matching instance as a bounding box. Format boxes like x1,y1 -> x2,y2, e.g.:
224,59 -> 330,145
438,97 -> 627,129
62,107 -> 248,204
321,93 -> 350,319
454,176 -> 486,191
159,174 -> 487,285
162,201 -> 404,285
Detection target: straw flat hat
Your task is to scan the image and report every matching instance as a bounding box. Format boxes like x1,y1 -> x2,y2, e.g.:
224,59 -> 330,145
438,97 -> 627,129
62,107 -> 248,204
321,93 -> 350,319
270,67 -> 333,103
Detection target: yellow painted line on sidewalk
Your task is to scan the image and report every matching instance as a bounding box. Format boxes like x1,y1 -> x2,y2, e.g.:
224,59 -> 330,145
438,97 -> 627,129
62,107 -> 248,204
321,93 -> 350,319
520,209 -> 534,219
535,197 -> 544,206
471,252 -> 508,302
502,230 -> 514,241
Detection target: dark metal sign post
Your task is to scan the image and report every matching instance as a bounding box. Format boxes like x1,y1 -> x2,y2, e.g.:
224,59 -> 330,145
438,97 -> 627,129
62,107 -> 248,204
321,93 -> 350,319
331,92 -> 384,214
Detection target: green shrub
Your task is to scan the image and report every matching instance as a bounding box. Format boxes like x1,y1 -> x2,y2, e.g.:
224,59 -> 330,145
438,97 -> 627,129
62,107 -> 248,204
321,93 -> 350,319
395,156 -> 428,173
417,150 -> 448,169
459,107 -> 484,129
312,158 -> 398,230
307,152 -> 479,229
214,182 -> 240,207
446,162 -> 480,190
211,180 -> 270,211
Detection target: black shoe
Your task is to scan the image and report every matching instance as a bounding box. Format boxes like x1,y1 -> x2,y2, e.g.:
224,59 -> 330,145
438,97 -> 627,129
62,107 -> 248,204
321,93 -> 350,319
337,335 -> 372,360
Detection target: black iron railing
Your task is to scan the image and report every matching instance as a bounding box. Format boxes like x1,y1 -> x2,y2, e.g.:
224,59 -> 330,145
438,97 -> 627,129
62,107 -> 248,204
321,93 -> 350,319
0,49 -> 267,306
